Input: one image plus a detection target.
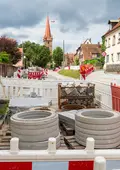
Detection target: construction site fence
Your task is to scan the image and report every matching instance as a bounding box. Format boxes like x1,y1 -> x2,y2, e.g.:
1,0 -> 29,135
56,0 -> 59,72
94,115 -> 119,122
0,137 -> 120,170
0,76 -> 114,109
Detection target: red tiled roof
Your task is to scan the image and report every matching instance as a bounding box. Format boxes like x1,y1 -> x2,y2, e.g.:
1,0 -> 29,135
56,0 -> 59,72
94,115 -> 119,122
81,44 -> 102,60
18,48 -> 23,54
103,21 -> 120,37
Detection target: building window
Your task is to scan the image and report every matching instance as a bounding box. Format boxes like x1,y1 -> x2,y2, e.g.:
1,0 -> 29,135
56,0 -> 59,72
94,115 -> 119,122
92,53 -> 97,58
117,53 -> 120,61
112,35 -> 116,46
106,55 -> 109,63
118,33 -> 120,44
108,38 -> 111,47
111,54 -> 114,62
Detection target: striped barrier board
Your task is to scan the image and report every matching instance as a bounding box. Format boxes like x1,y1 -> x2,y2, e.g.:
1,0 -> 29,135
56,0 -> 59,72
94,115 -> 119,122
0,160 -> 120,170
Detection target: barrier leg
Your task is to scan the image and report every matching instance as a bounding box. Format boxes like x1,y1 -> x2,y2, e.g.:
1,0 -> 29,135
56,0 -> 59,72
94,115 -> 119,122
94,156 -> 106,170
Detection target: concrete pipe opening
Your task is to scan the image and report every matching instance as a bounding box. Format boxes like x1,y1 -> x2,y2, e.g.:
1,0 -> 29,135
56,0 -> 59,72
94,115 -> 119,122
17,111 -> 51,119
75,109 -> 120,124
81,110 -> 113,119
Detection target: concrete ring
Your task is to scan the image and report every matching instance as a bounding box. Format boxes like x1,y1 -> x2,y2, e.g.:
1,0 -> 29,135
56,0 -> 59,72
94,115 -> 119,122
75,109 -> 120,124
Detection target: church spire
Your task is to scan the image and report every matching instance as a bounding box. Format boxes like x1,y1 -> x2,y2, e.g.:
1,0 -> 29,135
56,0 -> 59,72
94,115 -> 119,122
43,16 -> 53,53
43,16 -> 52,40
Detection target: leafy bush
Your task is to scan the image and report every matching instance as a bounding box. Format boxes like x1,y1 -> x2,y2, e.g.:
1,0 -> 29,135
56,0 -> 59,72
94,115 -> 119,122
58,69 -> 80,79
0,36 -> 21,64
74,56 -> 79,65
0,51 -> 10,63
83,56 -> 105,68
0,100 -> 9,115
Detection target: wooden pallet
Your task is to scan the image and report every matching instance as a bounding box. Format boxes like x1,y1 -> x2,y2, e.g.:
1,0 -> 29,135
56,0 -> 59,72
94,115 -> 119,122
64,136 -> 85,149
60,134 -> 68,150
60,123 -> 75,136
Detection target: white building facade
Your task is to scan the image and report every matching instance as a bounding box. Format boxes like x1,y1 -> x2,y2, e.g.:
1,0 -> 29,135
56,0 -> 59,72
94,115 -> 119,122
104,19 -> 120,71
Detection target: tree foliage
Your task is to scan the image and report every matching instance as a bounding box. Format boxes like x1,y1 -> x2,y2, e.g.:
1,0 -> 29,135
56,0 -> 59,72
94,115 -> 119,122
19,41 -> 51,67
53,47 -> 63,67
0,51 -> 10,63
0,36 -> 21,64
33,45 -> 51,67
74,56 -> 79,65
101,36 -> 106,52
84,56 -> 105,68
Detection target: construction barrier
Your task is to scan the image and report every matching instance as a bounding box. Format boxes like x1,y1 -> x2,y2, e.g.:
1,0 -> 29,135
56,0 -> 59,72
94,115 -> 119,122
0,161 -> 94,170
17,68 -> 22,78
111,83 -> 120,112
1,137 -> 120,170
44,68 -> 48,76
28,71 -> 44,79
80,64 -> 94,80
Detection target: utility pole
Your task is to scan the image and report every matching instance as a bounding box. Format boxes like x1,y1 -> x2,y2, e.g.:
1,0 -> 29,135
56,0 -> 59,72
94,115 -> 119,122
63,40 -> 65,68
22,41 -> 24,57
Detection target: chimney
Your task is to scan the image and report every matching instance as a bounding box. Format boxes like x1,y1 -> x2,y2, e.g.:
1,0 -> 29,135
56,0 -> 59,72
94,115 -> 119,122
98,42 -> 101,47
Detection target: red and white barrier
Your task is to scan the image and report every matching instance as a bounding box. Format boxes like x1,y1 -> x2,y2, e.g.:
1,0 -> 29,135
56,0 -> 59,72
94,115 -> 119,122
80,64 -> 94,80
28,71 -> 44,79
1,137 -> 120,170
17,68 -> 22,78
111,83 -> 120,112
44,69 -> 48,76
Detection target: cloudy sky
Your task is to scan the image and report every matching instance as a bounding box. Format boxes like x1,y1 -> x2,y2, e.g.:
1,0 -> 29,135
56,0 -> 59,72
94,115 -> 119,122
0,0 -> 119,53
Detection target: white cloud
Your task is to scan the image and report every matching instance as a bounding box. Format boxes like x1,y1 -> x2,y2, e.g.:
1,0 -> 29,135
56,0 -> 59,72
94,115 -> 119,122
0,0 -> 120,53
0,19 -> 109,53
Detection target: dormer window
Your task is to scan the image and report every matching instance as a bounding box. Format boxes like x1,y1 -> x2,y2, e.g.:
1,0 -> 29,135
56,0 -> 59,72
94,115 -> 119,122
112,35 -> 116,46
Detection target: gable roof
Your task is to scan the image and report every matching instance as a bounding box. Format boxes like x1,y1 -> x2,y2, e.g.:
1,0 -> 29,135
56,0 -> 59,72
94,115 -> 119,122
83,38 -> 92,44
81,44 -> 101,60
103,21 -> 120,37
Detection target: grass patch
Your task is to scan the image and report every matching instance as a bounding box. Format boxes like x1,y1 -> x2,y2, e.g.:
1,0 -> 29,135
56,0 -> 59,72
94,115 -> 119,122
0,100 -> 9,115
58,69 -> 80,79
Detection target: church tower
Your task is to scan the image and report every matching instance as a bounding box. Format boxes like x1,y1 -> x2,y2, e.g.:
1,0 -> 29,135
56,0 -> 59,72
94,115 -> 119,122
43,16 -> 53,53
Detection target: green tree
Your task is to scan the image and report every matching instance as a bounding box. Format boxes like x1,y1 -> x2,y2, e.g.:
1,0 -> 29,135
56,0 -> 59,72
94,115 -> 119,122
0,51 -> 10,63
33,45 -> 51,67
101,36 -> 106,52
19,42 -> 51,67
0,36 -> 21,64
74,56 -> 79,65
53,47 -> 63,67
19,41 -> 36,66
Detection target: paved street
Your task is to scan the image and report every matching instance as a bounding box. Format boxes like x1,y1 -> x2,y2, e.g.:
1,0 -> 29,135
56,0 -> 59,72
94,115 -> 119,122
48,70 -> 120,84
86,70 -> 120,84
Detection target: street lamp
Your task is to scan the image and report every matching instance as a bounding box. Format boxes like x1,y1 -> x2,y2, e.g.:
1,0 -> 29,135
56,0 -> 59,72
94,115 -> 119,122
24,56 -> 26,69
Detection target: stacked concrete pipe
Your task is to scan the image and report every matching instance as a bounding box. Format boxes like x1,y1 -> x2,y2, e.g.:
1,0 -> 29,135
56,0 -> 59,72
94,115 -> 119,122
75,109 -> 120,149
29,106 -> 55,112
10,110 -> 60,150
